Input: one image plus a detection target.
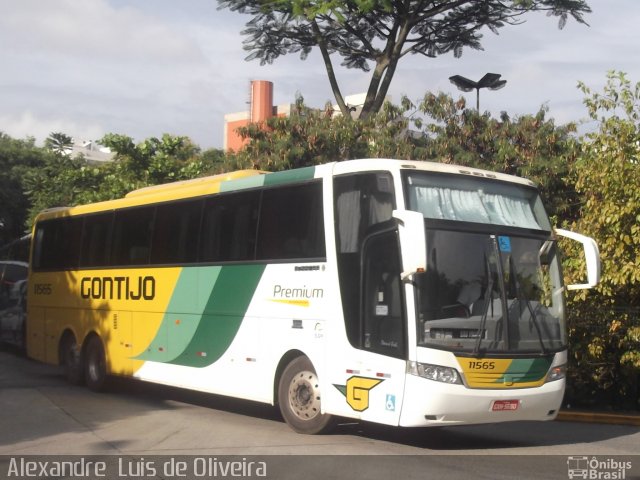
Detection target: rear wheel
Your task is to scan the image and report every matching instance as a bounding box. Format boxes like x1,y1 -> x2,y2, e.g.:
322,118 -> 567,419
278,356 -> 335,434
61,334 -> 84,385
84,336 -> 108,392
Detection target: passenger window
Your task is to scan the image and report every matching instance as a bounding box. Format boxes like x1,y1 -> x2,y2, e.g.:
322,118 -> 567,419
80,213 -> 113,267
111,207 -> 154,265
34,217 -> 83,270
151,200 -> 202,264
200,191 -> 260,262
257,182 -> 325,260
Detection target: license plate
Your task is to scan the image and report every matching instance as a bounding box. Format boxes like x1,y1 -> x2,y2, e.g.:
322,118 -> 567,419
492,400 -> 520,411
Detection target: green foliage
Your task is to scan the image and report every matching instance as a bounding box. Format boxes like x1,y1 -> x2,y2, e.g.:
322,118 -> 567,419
566,71 -> 640,303
232,92 -> 579,222
562,71 -> 640,409
22,138 -> 109,221
0,133 -> 48,245
23,133 -> 212,225
230,99 -> 420,171
100,133 -> 202,186
418,92 -> 580,221
44,132 -> 73,155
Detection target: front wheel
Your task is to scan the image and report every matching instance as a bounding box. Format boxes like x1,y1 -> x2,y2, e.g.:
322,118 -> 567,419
84,336 -> 108,392
278,356 -> 335,434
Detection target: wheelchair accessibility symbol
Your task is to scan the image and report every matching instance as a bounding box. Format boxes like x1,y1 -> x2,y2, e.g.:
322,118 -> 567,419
385,394 -> 396,411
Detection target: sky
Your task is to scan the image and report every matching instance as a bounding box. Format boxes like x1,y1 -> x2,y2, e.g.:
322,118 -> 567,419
1,0 -> 639,150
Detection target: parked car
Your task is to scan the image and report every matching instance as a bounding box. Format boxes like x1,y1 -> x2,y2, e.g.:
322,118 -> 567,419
0,260 -> 28,348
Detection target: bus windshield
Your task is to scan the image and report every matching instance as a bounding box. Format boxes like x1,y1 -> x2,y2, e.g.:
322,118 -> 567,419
404,172 -> 565,355
404,171 -> 551,231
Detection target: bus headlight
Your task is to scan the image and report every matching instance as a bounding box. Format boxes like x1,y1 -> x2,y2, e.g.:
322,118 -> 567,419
546,364 -> 566,383
407,361 -> 462,384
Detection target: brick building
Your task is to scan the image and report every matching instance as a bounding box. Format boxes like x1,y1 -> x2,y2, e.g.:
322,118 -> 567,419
223,80 -> 292,152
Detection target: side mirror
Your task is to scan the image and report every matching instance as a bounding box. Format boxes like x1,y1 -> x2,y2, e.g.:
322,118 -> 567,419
555,228 -> 601,290
392,210 -> 427,280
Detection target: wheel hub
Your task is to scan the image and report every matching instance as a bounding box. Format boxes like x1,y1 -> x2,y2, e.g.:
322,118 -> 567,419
289,370 -> 321,420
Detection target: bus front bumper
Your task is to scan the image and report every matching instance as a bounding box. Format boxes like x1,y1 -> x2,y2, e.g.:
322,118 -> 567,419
399,374 -> 565,427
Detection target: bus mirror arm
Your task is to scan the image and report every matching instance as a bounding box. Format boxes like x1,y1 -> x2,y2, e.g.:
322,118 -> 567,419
392,210 -> 427,281
555,228 -> 601,290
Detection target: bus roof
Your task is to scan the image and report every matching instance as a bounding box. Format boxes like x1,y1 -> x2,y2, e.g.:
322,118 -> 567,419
332,159 -> 537,188
34,159 -> 536,222
124,169 -> 264,199
34,164 -> 322,221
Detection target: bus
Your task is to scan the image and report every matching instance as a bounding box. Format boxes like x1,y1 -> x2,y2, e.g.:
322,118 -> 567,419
26,159 -> 600,434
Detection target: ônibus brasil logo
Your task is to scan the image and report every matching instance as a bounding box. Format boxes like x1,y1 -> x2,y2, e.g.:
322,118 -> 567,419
567,456 -> 632,480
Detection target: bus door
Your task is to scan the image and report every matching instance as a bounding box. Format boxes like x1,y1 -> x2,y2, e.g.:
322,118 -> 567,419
328,227 -> 408,426
328,172 -> 408,425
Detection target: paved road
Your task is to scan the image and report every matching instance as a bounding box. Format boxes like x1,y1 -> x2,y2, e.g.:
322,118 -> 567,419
1,347 -> 638,479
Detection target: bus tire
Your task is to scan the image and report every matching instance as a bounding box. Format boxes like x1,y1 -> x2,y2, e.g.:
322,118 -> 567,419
278,356 -> 335,434
84,336 -> 108,392
61,333 -> 84,385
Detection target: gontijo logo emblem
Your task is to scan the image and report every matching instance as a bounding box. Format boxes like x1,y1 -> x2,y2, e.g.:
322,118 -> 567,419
334,376 -> 383,412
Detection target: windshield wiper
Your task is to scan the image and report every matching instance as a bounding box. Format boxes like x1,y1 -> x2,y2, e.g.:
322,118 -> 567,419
510,257 -> 548,354
473,256 -> 495,356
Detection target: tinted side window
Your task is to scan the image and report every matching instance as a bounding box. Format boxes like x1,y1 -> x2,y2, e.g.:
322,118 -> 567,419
362,230 -> 405,358
334,173 -> 394,254
111,207 -> 154,265
257,182 -> 325,260
200,191 -> 260,262
334,172 -> 395,347
34,217 -> 83,270
80,213 -> 113,268
151,200 -> 202,264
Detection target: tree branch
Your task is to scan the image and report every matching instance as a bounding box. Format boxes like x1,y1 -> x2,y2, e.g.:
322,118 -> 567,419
311,19 -> 350,116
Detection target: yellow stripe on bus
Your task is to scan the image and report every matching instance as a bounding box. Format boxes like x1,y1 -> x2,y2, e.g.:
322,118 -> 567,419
269,299 -> 310,307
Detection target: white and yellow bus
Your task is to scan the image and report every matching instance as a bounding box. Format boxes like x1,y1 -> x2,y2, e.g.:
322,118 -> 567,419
27,159 -> 600,434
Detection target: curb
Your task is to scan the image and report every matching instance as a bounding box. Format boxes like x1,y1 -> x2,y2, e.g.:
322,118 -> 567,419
556,411 -> 640,427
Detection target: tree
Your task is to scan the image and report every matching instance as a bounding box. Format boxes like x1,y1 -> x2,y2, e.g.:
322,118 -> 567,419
230,97 -> 421,171
99,133 -> 202,193
219,0 -> 590,118
24,133 -> 215,224
231,90 -> 579,222
22,151 -> 101,224
0,133 -> 48,246
44,132 -> 73,156
562,71 -> 640,409
418,92 -> 580,221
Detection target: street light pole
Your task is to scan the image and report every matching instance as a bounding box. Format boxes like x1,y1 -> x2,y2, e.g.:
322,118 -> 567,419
449,73 -> 507,111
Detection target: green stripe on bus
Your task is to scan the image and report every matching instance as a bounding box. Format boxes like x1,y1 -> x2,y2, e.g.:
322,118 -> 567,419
263,166 -> 316,186
135,267 -> 221,363
219,166 -> 316,193
496,357 -> 552,384
220,174 -> 265,193
168,264 -> 266,368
